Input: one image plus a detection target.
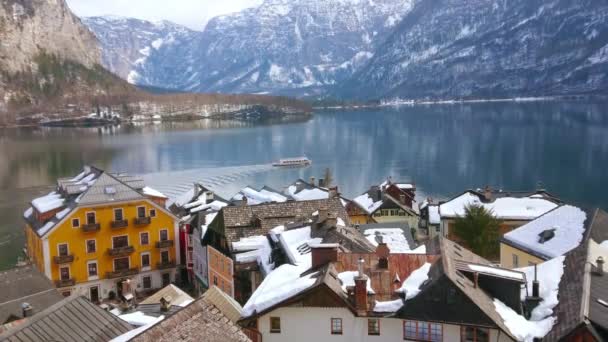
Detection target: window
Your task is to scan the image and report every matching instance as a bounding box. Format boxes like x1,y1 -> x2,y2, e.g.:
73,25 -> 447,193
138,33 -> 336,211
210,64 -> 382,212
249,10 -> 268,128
142,276 -> 152,289
112,235 -> 129,249
141,253 -> 151,268
161,250 -> 170,264
160,229 -> 168,241
162,273 -> 171,286
86,239 -> 96,253
213,276 -> 218,285
368,319 -> 380,336
114,208 -> 124,221
461,326 -> 489,342
86,212 -> 96,225
137,206 -> 146,218
60,266 -> 70,280
140,232 -> 149,245
404,321 -> 442,341
72,218 -> 80,228
61,291 -> 71,297
331,318 -> 343,335
57,243 -> 69,256
149,209 -> 156,218
270,317 -> 281,333
88,261 -> 98,277
113,257 -> 130,271
512,254 -> 519,268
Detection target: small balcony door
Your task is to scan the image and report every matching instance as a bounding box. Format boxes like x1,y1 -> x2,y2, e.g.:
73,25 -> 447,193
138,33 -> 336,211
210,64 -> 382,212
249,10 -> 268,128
112,236 -> 129,249
89,286 -> 100,303
58,244 -> 69,257
60,267 -> 70,280
137,206 -> 146,218
86,212 -> 96,225
160,229 -> 168,242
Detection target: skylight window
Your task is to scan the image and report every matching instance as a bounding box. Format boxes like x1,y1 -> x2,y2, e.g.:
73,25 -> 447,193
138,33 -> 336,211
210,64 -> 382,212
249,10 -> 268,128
104,187 -> 117,195
538,228 -> 556,243
297,243 -> 311,255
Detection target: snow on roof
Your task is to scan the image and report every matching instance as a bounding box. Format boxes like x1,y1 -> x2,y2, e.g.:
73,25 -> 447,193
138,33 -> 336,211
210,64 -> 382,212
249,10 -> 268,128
23,207 -> 33,219
286,185 -> 329,201
242,264 -> 318,317
397,183 -> 414,190
31,192 -> 65,213
439,192 -> 558,220
363,228 -> 413,253
110,316 -> 164,342
118,311 -> 160,327
189,200 -> 227,213
337,271 -> 375,294
494,256 -> 565,341
468,264 -> 524,281
353,193 -> 383,214
37,220 -> 56,236
337,217 -> 346,227
278,226 -> 322,268
601,241 -> 608,249
200,212 -> 218,239
142,186 -> 168,199
234,186 -> 287,205
428,205 -> 440,224
233,235 -> 274,275
503,205 -> 587,259
55,207 -> 71,220
374,262 -> 432,313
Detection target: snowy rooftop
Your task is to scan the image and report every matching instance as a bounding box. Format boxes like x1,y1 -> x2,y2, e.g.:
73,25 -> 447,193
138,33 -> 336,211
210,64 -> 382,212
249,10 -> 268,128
232,186 -> 288,205
286,185 -> 329,201
374,262 -> 431,313
439,191 -> 558,220
31,192 -> 65,213
428,204 -> 440,225
278,226 -> 322,268
337,271 -> 375,294
353,193 -> 383,214
363,228 -> 415,253
503,205 -> 587,259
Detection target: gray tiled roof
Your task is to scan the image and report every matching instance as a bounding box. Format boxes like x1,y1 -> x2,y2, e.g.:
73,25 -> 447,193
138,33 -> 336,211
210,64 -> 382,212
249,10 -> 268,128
0,266 -> 63,324
220,198 -> 349,244
77,173 -> 145,205
0,296 -> 133,342
130,297 -> 251,342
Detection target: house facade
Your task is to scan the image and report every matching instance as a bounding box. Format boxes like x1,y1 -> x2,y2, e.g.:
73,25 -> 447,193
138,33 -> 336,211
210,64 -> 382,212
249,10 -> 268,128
23,166 -> 180,301
351,181 -> 420,229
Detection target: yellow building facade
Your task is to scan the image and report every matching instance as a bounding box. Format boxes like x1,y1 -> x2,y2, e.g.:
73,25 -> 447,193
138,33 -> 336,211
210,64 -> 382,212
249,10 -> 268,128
24,167 -> 180,301
499,242 -> 544,269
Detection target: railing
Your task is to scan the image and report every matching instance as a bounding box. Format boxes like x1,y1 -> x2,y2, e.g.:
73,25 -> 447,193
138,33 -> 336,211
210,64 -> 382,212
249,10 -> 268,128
53,255 -> 74,264
133,217 -> 151,226
106,268 -> 139,279
81,223 -> 101,232
111,220 -> 129,229
156,240 -> 174,248
156,261 -> 176,269
243,328 -> 262,342
55,278 -> 76,288
107,245 -> 135,257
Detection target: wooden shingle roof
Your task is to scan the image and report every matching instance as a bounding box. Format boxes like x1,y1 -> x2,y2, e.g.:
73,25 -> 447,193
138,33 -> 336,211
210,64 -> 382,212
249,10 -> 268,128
0,296 -> 132,342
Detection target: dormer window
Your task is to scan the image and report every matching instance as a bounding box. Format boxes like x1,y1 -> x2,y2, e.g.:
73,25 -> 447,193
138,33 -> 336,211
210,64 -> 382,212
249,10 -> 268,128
538,228 -> 556,243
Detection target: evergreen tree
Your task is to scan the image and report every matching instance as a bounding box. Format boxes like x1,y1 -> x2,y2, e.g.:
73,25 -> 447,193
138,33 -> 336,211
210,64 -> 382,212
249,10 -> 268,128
453,204 -> 501,258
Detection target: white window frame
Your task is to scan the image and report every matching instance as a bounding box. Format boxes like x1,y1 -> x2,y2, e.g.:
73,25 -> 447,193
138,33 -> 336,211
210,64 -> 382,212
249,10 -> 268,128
85,239 -> 96,254
87,260 -> 99,280
159,229 -> 169,241
512,254 -> 519,268
141,252 -> 151,271
142,275 -> 152,289
59,265 -> 71,280
136,205 -> 147,218
140,231 -> 150,246
85,211 -> 96,225
111,234 -> 129,249
113,208 -> 124,221
149,208 -> 156,218
71,217 -> 80,228
160,250 -> 170,264
57,243 -> 69,257
113,256 -> 130,272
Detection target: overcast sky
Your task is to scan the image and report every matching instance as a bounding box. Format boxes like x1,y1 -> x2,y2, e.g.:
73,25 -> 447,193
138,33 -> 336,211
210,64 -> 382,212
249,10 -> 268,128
66,0 -> 263,31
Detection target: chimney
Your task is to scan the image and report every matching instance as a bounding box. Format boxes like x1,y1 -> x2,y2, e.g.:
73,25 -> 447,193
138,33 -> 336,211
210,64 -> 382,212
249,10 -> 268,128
324,212 -> 338,228
329,186 -> 339,198
21,303 -> 33,318
354,258 -> 369,315
205,191 -> 214,204
484,186 -> 492,201
317,208 -> 329,223
375,236 -> 390,269
242,196 -> 248,206
160,296 -> 172,312
311,244 -> 339,269
310,177 -> 316,186
597,256 -> 605,276
524,264 -> 542,318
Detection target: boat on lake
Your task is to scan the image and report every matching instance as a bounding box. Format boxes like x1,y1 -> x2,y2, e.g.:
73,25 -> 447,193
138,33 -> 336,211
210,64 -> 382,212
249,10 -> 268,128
272,156 -> 312,167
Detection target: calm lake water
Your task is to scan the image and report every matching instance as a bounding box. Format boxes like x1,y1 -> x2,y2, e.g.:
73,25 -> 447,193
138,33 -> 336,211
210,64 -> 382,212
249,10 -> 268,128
1,101 -> 608,269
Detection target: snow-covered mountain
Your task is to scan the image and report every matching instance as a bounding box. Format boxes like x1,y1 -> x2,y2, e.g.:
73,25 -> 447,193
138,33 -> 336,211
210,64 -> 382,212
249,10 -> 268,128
83,16 -> 199,89
85,0 -> 415,95
341,0 -> 608,100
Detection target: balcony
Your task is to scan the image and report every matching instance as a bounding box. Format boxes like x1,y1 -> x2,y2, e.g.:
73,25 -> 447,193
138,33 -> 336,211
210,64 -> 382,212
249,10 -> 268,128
156,240 -> 174,248
55,278 -> 75,288
133,217 -> 151,226
81,223 -> 101,232
106,268 -> 139,279
53,255 -> 74,264
111,220 -> 129,229
107,245 -> 135,257
157,260 -> 176,270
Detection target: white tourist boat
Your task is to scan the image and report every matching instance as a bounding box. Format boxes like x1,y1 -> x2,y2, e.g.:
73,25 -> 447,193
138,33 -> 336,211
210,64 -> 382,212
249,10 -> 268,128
272,156 -> 312,167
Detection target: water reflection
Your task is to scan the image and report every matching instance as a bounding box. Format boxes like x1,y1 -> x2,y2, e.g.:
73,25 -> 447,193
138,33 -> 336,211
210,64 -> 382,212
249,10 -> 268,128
1,101 -> 608,269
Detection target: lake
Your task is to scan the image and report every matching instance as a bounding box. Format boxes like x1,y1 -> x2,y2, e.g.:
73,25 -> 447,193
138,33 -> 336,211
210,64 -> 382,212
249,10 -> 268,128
1,101 -> 608,269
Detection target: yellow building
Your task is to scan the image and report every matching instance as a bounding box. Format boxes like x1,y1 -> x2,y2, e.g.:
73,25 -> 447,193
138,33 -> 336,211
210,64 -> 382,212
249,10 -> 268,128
24,166 -> 180,302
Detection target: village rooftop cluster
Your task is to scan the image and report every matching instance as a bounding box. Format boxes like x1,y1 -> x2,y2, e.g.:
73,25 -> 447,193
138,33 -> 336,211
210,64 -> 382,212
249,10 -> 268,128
0,165 -> 607,341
